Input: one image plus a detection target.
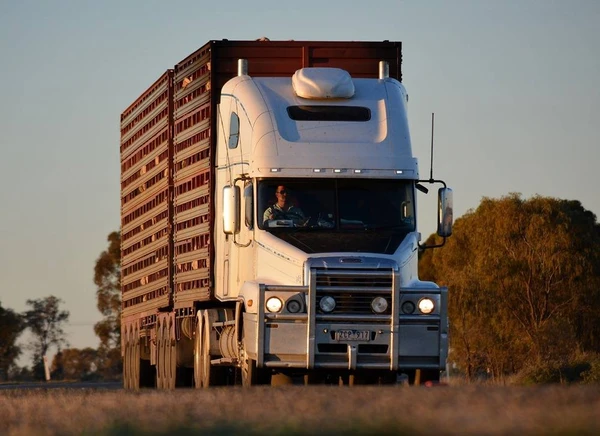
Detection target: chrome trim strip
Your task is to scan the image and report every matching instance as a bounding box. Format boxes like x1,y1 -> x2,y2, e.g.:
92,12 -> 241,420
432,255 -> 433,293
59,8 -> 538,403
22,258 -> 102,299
307,269 -> 317,369
257,284 -> 265,368
390,268 -> 400,371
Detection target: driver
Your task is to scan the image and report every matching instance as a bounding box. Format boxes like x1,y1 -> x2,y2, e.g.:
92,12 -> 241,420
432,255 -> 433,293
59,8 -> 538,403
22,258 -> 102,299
263,185 -> 306,226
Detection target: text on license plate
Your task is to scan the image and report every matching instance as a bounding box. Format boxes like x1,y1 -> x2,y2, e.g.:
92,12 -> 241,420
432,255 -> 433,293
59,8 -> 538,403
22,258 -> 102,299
334,330 -> 370,341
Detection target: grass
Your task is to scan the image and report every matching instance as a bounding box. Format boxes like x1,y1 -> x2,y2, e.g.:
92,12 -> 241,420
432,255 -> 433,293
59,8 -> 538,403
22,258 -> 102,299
1,385 -> 600,435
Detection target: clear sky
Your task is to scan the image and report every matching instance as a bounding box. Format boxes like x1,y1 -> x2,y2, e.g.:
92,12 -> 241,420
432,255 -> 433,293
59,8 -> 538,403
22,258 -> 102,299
1,0 -> 598,362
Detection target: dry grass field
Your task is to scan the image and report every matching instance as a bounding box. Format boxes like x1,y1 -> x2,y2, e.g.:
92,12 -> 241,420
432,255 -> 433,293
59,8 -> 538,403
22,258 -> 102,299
1,385 -> 599,435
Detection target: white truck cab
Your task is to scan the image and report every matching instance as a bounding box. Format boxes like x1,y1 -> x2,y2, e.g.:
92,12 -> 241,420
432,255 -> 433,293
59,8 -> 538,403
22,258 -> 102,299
215,60 -> 453,384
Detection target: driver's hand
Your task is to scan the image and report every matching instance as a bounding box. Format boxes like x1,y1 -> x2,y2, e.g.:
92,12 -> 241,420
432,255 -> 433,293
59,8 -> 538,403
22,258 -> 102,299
300,217 -> 311,227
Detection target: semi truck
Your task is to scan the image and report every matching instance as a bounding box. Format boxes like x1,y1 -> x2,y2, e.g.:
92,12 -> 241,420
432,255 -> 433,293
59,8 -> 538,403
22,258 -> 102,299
120,39 -> 453,389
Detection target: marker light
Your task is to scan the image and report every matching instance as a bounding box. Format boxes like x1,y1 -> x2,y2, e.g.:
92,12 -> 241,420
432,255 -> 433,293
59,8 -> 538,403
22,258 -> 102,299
319,296 -> 336,313
418,298 -> 435,314
401,301 -> 415,314
286,299 -> 302,313
266,297 -> 283,313
313,168 -> 322,173
270,168 -> 280,173
333,169 -> 343,173
396,170 -> 404,174
353,169 -> 362,174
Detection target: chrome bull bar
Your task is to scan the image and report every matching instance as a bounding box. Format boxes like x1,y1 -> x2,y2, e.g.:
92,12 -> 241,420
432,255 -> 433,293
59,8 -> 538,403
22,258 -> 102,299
252,268 -> 446,371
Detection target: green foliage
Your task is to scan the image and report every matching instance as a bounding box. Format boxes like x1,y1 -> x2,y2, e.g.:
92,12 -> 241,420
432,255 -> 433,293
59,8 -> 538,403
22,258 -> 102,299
514,353 -> 600,385
94,231 -> 122,379
22,295 -> 70,379
0,302 -> 26,381
581,353 -> 600,384
51,347 -> 100,381
421,194 -> 600,381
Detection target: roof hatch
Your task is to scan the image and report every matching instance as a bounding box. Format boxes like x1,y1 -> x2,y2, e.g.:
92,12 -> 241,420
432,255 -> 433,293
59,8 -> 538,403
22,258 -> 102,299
292,67 -> 355,99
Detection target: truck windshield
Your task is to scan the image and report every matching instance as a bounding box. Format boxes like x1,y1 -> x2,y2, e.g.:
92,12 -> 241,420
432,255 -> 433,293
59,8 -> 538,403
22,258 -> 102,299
257,179 -> 415,254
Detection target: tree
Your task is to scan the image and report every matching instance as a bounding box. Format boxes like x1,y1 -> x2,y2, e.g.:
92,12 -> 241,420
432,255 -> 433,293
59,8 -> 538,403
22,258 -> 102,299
94,231 -> 122,379
51,347 -> 99,381
23,295 -> 70,380
420,194 -> 600,380
0,302 -> 26,381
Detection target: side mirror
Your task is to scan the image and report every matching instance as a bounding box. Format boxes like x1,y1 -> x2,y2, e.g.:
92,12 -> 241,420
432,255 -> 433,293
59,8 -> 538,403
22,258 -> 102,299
437,187 -> 453,237
223,185 -> 240,234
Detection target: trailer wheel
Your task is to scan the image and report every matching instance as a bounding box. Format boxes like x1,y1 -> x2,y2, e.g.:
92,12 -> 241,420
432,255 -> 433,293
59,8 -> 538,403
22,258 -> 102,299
131,331 -> 141,390
156,320 -> 171,389
122,334 -> 130,390
166,323 -> 176,389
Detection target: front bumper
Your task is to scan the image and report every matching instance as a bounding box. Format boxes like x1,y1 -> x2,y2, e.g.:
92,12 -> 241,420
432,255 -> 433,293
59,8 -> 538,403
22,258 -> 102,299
244,270 -> 448,372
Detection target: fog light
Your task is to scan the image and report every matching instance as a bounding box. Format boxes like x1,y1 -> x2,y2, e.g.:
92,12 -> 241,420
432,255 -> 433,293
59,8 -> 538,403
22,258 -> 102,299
371,296 -> 388,313
286,299 -> 302,313
319,296 -> 336,313
418,298 -> 434,314
401,301 -> 415,314
266,297 -> 283,313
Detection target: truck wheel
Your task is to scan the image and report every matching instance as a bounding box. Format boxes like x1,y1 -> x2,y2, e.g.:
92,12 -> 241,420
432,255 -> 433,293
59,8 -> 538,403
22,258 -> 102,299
195,310 -> 227,387
241,358 -> 255,387
241,358 -> 270,387
123,336 -> 130,390
166,331 -> 176,389
193,313 -> 204,388
156,321 -> 169,389
131,334 -> 141,390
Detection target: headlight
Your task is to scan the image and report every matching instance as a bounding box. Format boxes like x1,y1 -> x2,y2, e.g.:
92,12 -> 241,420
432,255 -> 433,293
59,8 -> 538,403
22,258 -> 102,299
319,296 -> 336,313
418,298 -> 434,314
266,297 -> 283,313
286,299 -> 302,313
371,296 -> 388,313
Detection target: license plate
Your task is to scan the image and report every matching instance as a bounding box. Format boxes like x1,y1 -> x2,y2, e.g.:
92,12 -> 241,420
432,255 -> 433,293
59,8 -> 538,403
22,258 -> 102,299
334,330 -> 370,342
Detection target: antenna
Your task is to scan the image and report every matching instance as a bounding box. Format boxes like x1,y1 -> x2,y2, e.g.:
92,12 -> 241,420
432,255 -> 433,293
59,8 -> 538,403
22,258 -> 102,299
429,112 -> 434,181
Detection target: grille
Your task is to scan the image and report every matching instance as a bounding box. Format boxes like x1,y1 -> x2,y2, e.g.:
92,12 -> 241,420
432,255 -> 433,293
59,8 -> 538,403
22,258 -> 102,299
314,268 -> 393,315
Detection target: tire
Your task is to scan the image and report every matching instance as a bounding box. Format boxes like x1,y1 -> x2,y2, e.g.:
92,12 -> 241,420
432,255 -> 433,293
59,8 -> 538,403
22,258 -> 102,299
122,336 -> 130,390
156,322 -> 167,389
193,313 -> 203,389
131,333 -> 141,390
166,325 -> 176,389
195,310 -> 226,388
241,358 -> 270,387
200,311 -> 213,387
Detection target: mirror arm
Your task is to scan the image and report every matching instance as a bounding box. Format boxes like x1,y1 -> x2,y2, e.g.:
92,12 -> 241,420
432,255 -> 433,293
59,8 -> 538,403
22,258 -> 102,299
232,175 -> 253,247
418,236 -> 447,250
417,178 -> 447,188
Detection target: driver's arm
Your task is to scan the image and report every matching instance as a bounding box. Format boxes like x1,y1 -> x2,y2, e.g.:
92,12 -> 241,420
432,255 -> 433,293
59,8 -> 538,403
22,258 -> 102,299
263,206 -> 273,224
